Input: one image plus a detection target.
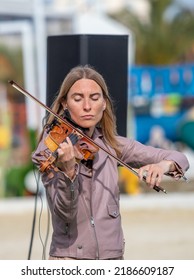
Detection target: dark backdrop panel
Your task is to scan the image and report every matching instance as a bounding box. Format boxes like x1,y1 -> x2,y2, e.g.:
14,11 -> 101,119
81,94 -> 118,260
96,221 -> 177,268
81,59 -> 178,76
46,34 -> 128,136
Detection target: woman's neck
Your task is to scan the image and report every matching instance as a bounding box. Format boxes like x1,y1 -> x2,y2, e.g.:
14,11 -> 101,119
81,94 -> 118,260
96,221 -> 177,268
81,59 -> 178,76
85,126 -> 95,138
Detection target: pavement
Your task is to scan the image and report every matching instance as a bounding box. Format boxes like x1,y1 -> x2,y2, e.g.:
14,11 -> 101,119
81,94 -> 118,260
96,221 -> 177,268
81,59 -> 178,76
0,192 -> 194,260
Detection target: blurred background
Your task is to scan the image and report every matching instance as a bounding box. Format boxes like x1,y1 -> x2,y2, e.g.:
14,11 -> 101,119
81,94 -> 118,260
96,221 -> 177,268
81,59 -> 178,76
0,0 -> 194,260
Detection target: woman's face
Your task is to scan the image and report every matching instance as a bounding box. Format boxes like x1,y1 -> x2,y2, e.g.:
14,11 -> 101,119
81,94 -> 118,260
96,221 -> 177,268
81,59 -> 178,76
63,78 -> 106,136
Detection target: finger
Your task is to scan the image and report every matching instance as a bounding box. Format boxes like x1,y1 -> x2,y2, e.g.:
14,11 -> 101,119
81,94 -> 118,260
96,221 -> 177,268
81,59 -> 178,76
59,137 -> 72,148
145,169 -> 154,186
57,141 -> 74,160
148,170 -> 163,188
57,147 -> 64,157
155,173 -> 163,187
139,165 -> 154,185
149,173 -> 157,188
58,138 -> 73,154
65,136 -> 73,146
138,168 -> 146,181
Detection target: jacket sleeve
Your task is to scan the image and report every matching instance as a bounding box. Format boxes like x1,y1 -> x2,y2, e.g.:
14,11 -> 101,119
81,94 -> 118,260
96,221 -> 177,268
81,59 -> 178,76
31,130 -> 79,222
42,170 -> 79,223
118,137 -> 190,179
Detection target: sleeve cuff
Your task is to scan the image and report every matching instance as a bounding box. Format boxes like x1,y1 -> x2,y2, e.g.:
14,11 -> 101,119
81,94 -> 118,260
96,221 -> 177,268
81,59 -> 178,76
59,162 -> 79,182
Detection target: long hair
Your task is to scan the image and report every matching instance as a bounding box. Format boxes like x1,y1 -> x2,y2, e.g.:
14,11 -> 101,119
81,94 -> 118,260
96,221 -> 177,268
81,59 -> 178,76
46,65 -> 121,156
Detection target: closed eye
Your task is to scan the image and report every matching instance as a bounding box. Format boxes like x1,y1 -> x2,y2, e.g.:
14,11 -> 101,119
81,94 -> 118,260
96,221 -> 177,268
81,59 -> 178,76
72,92 -> 102,101
90,93 -> 101,101
72,93 -> 82,102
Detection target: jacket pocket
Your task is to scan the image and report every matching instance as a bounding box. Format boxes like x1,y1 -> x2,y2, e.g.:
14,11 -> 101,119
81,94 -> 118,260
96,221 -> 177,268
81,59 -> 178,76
107,204 -> 120,218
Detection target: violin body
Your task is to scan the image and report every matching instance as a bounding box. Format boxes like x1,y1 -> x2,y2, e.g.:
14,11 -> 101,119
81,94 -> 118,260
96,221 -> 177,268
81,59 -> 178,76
45,121 -> 76,152
39,120 -> 99,173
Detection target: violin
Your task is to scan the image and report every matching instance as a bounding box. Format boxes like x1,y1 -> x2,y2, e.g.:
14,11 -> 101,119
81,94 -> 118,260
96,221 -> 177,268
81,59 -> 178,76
9,80 -> 167,194
39,118 -> 99,173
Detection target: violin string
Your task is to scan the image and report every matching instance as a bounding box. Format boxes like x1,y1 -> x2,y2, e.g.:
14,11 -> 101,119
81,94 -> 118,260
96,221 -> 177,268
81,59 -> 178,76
52,133 -> 79,159
68,133 -> 79,145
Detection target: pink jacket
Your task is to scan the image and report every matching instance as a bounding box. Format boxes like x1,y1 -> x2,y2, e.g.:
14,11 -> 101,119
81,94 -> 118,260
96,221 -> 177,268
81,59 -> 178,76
32,128 -> 189,259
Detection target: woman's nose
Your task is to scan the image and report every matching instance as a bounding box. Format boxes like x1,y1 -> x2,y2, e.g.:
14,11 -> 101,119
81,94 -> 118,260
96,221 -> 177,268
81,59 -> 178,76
83,99 -> 91,111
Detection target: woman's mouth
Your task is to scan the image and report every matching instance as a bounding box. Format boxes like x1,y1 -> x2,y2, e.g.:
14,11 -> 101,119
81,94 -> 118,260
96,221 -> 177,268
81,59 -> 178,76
81,115 -> 94,120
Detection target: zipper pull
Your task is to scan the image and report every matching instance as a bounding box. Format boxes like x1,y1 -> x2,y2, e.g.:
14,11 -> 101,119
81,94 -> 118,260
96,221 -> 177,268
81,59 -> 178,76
91,216 -> 95,227
70,183 -> 75,200
64,223 -> 69,235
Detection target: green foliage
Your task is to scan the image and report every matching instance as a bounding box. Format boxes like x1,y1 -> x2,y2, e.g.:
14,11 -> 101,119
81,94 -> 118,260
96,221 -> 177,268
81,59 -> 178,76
0,39 -> 36,197
28,128 -> 38,152
4,128 -> 38,197
5,163 -> 33,197
177,121 -> 194,150
109,0 -> 194,65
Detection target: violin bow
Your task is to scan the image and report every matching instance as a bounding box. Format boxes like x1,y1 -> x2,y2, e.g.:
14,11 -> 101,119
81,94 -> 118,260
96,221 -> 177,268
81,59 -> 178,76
9,80 -> 168,194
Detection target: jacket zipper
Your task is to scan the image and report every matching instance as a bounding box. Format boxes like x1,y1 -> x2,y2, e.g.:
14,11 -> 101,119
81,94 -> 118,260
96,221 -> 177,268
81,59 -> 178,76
79,162 -> 100,259
89,175 -> 100,260
80,192 -> 100,259
70,182 -> 75,219
65,182 -> 75,237
90,216 -> 99,259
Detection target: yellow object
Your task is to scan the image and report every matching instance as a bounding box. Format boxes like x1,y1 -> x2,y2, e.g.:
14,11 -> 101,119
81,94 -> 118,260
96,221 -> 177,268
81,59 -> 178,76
0,125 -> 11,149
118,166 -> 140,195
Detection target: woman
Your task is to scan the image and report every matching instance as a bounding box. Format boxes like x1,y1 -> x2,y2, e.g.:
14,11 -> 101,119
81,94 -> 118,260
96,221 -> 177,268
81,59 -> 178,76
32,65 -> 189,260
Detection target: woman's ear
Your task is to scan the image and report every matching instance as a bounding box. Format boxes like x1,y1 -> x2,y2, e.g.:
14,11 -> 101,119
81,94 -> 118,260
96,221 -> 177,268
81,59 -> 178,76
61,100 -> 67,109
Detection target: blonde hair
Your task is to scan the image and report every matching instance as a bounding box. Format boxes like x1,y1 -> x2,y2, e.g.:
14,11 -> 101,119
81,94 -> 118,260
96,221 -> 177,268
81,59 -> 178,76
46,65 -> 121,157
